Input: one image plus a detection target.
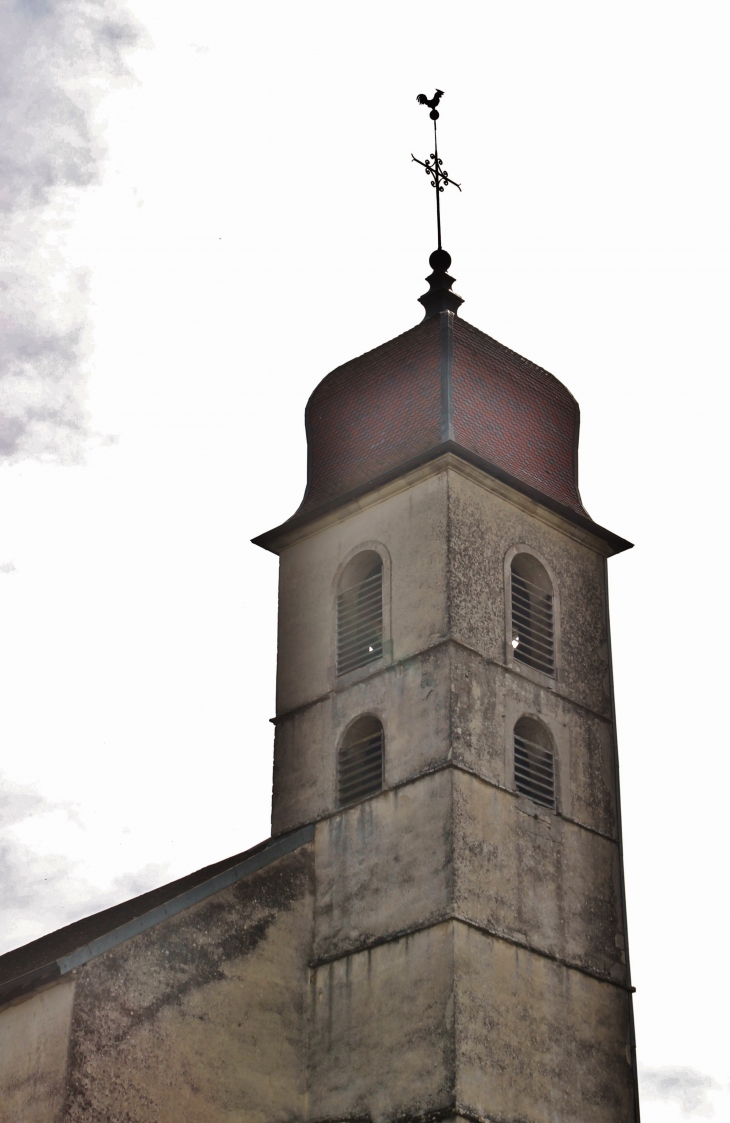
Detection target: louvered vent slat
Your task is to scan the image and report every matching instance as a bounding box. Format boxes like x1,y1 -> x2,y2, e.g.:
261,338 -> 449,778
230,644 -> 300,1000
338,731 -> 384,806
337,566 -> 383,675
514,734 -> 555,809
511,570 -> 555,676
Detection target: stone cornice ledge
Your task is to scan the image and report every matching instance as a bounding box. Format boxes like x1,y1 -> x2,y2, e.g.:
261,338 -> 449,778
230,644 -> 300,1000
253,447 -> 632,558
271,635 -> 614,727
310,912 -> 632,992
275,758 -> 618,846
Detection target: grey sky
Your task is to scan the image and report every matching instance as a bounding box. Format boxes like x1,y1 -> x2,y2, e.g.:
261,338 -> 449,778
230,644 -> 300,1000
1,771 -> 169,950
0,0 -> 149,954
640,1066 -> 723,1119
0,0 -> 140,462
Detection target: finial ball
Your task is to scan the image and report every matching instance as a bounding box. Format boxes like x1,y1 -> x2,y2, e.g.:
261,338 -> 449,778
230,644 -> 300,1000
429,248 -> 452,272
429,109 -> 439,120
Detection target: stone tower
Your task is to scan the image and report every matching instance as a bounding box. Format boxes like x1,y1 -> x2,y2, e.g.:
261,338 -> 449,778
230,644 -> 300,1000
254,250 -> 639,1123
0,252 -> 638,1123
254,250 -> 637,1118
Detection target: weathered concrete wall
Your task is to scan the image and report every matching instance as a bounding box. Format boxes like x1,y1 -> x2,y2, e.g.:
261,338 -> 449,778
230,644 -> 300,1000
453,769 -> 624,980
59,845 -> 314,1123
309,923 -> 456,1123
449,647 -> 618,838
307,916 -> 633,1123
454,924 -> 633,1122
448,468 -> 612,717
0,980 -> 75,1123
276,471 -> 449,715
313,770 -> 453,961
312,764 -> 623,982
273,643 -> 452,835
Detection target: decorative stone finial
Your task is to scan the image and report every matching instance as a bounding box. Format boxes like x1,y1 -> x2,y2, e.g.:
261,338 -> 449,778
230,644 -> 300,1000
418,249 -> 464,319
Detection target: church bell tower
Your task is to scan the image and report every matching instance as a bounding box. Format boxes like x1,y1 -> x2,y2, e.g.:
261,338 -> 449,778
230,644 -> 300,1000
253,110 -> 639,1116
0,92 -> 640,1123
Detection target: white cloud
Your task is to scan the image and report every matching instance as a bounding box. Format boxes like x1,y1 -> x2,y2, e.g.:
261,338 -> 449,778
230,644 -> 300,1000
0,0 -> 142,463
640,1065 -> 722,1118
0,774 -> 169,954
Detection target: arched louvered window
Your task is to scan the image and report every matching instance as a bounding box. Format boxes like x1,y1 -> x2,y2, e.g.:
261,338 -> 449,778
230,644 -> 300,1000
510,554 -> 555,677
338,715 -> 384,807
336,551 -> 383,676
513,716 -> 556,809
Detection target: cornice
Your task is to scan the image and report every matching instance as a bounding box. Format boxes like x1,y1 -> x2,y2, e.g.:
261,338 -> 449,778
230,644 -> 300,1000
252,446 -> 632,557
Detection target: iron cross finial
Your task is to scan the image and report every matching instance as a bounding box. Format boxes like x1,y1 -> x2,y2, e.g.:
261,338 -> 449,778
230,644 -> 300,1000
412,89 -> 461,252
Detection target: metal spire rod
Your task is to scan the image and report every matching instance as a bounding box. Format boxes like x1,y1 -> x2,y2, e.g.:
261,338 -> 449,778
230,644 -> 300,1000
412,89 -> 461,251
433,116 -> 442,250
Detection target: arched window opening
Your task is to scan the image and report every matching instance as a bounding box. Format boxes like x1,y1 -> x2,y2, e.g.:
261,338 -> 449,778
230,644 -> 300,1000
338,716 -> 384,807
510,554 -> 555,676
513,716 -> 555,810
336,551 -> 383,676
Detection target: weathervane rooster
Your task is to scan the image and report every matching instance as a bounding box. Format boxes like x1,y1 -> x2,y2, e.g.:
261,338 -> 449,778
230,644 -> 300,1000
412,88 -> 461,251
416,89 -> 444,119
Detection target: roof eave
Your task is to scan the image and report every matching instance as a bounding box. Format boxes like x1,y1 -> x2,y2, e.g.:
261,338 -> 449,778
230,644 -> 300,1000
252,441 -> 633,556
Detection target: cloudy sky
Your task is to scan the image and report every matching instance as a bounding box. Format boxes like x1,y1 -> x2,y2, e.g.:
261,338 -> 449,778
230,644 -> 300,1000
1,0 -> 728,1118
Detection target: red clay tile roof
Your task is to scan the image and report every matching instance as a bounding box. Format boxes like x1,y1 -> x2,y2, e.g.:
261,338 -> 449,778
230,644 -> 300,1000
302,316 -> 443,514
295,312 -> 587,520
452,319 -> 584,514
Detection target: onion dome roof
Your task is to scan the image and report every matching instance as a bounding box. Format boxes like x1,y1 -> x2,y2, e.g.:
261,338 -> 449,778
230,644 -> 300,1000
254,253 -> 630,555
